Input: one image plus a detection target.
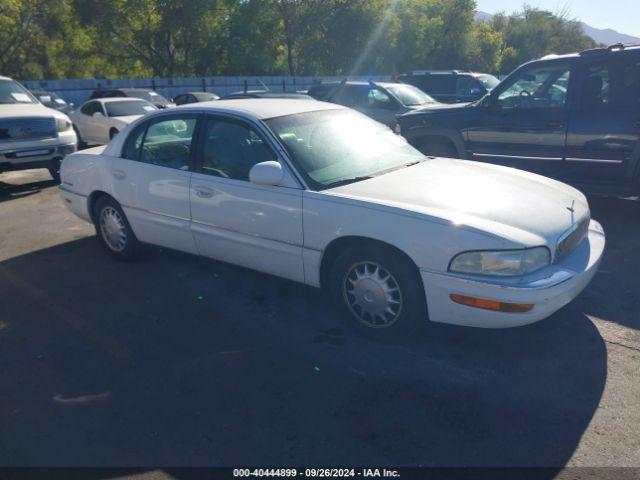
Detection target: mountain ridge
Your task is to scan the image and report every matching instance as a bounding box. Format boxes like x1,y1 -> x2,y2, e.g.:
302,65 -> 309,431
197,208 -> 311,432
475,11 -> 640,46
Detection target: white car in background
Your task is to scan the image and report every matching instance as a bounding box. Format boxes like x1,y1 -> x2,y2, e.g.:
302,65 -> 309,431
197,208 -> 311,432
59,99 -> 605,336
0,75 -> 76,181
69,97 -> 157,146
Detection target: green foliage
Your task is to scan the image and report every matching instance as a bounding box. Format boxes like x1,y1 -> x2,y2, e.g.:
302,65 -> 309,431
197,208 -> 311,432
490,7 -> 596,73
0,0 -> 600,80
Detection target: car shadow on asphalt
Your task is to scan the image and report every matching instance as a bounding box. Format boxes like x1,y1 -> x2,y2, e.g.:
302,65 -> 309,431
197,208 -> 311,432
583,195 -> 640,331
0,178 -> 58,204
0,236 -> 606,471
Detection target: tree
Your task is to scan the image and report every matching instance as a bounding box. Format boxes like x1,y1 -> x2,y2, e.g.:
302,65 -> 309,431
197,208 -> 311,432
491,7 -> 596,74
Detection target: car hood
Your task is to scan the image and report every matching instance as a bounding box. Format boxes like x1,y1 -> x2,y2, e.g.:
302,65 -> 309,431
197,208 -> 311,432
111,115 -> 143,124
0,102 -> 67,119
407,102 -> 472,114
326,158 -> 589,249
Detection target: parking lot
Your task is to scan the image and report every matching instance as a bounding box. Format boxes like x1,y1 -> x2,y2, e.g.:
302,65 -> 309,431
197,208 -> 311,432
0,169 -> 639,469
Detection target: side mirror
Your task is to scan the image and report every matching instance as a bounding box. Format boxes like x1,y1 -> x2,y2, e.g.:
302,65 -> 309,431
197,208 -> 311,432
249,161 -> 284,186
93,111 -> 103,118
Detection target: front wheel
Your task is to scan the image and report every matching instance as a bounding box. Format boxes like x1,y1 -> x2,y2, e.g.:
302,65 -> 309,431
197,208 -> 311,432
94,196 -> 139,261
418,141 -> 458,159
48,158 -> 62,183
329,245 -> 427,337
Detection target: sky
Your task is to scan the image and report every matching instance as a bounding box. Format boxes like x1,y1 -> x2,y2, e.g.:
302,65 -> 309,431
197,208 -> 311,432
476,0 -> 640,38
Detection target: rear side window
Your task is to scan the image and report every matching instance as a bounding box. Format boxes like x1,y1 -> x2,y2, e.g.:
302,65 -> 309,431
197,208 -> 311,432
122,124 -> 147,160
80,101 -> 101,116
456,76 -> 482,97
421,75 -> 456,94
620,55 -> 640,108
122,115 -> 197,170
140,116 -> 197,170
580,63 -> 610,109
308,85 -> 333,100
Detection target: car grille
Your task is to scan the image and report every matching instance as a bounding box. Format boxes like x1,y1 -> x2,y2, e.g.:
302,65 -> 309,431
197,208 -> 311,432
0,117 -> 57,143
556,217 -> 590,260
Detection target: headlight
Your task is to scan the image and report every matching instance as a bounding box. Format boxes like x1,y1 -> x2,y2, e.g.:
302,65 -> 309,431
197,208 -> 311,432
56,117 -> 72,132
449,247 -> 550,277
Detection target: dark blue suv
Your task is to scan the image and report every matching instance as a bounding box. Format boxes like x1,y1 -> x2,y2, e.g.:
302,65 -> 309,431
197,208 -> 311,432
398,44 -> 640,196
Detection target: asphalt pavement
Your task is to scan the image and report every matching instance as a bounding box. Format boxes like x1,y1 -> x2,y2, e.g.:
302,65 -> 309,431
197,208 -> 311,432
0,169 -> 638,474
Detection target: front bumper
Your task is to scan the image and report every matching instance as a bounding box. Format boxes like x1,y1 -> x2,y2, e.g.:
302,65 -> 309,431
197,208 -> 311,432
0,143 -> 77,171
420,220 -> 606,329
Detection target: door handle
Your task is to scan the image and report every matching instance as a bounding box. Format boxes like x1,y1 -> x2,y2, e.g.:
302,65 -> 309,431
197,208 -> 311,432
194,186 -> 214,198
112,169 -> 126,180
547,121 -> 564,129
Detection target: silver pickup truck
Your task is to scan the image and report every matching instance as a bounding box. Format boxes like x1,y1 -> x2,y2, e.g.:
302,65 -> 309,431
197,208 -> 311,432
0,76 -> 77,181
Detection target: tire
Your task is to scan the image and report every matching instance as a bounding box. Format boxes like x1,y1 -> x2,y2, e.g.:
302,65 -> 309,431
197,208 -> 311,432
109,128 -> 119,140
73,125 -> 87,150
48,158 -> 62,183
328,244 -> 427,338
93,196 -> 139,261
418,141 -> 458,159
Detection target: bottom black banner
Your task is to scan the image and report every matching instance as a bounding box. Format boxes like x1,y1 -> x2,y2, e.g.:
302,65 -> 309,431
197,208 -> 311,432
0,468 -> 638,480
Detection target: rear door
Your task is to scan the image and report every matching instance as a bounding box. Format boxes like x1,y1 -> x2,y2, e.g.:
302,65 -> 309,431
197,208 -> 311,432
564,52 -> 640,186
112,113 -> 199,253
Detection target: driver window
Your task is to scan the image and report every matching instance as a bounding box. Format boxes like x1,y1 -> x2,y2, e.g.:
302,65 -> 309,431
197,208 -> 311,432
138,116 -> 197,170
365,88 -> 393,109
201,118 -> 274,181
497,65 -> 570,110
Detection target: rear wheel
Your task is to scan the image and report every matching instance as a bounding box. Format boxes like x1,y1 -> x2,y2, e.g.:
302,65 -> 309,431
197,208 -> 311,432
329,244 -> 427,337
94,196 -> 139,261
73,125 -> 87,149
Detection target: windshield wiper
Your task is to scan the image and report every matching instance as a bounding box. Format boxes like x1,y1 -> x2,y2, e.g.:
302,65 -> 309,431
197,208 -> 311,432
324,176 -> 374,188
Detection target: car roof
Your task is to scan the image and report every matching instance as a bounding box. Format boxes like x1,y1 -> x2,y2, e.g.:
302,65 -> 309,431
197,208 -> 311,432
94,97 -> 149,104
310,81 -> 401,88
174,98 -> 343,120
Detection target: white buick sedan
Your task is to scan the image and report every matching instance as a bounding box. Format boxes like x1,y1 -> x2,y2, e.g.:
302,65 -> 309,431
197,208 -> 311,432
59,99 -> 605,334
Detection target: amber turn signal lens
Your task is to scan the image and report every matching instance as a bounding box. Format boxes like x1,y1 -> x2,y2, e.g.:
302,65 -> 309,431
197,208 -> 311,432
450,294 -> 534,313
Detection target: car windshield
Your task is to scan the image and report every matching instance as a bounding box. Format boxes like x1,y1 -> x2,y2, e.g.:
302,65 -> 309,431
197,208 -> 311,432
266,109 -> 427,190
476,74 -> 500,91
0,80 -> 38,104
106,100 -> 157,117
385,84 -> 437,106
126,90 -> 169,104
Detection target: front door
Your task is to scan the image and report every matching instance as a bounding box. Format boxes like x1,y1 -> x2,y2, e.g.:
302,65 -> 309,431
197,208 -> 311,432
564,52 -> 640,186
356,86 -> 400,128
466,62 -> 572,179
111,113 -> 199,253
189,115 -> 305,282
